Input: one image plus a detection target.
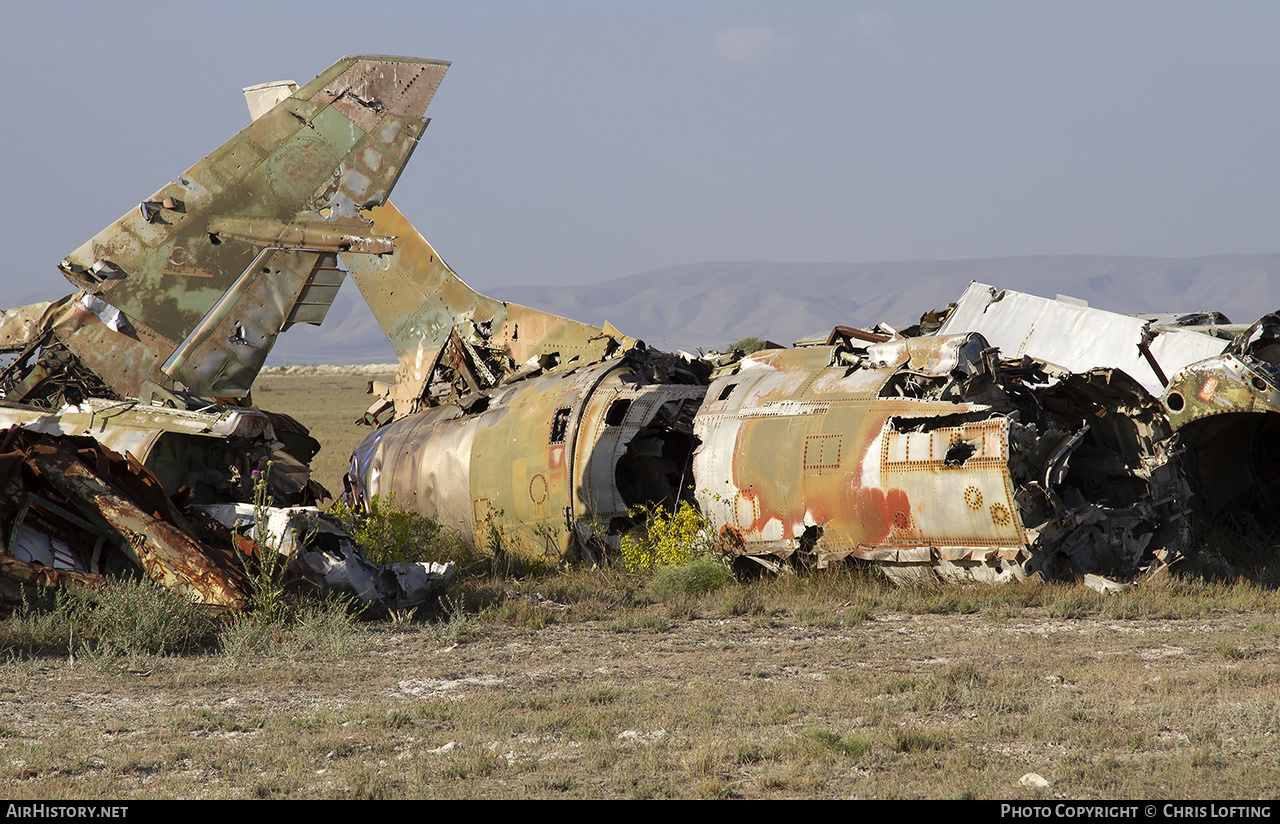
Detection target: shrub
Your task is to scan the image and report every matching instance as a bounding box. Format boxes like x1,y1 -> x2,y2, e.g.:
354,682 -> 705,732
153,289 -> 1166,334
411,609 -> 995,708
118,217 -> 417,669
220,600 -> 358,659
801,727 -> 871,759
728,336 -> 767,355
619,501 -> 715,573
79,578 -> 219,655
621,502 -> 734,599
330,492 -> 480,571
648,555 -> 734,599
1,578 -> 218,657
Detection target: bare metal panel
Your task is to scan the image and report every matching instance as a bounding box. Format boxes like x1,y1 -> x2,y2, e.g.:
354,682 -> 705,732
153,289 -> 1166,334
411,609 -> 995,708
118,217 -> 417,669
938,282 -> 1228,397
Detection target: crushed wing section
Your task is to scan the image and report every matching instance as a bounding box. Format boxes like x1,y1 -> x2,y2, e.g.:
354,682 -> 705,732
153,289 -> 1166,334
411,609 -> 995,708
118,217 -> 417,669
936,281 -> 1236,398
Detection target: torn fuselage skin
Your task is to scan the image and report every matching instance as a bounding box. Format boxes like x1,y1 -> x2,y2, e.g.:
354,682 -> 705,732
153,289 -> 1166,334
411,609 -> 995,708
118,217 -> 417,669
347,349 -> 707,564
692,332 -> 1190,583
1162,312 -> 1280,528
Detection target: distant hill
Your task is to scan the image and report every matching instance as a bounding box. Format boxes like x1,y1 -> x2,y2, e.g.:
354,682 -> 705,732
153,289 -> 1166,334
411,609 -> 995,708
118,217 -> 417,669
266,253 -> 1280,364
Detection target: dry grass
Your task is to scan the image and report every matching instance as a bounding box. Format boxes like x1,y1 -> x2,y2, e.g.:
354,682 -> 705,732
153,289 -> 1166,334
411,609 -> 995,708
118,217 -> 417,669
4,567 -> 1280,799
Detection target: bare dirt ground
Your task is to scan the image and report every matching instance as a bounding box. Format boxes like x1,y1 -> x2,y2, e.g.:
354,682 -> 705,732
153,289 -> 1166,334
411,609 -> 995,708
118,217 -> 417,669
2,600 -> 1277,799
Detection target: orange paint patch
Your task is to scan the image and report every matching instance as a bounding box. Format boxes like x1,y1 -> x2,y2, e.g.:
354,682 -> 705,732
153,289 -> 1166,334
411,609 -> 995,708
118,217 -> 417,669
854,486 -> 892,543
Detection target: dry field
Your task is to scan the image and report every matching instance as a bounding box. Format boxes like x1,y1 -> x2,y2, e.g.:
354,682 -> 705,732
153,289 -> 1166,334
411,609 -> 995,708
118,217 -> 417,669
251,366 -> 397,498
1,370 -> 1279,800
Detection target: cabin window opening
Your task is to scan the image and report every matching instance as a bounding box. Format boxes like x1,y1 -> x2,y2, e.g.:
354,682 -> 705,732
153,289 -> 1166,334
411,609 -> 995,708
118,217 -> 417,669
550,408 -> 571,443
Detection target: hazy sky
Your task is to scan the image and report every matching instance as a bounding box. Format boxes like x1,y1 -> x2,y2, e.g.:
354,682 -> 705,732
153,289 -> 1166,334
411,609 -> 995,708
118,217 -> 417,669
3,1 -> 1278,307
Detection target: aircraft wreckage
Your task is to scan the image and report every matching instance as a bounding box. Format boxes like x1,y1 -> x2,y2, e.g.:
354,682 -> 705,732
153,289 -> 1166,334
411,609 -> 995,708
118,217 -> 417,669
5,54 -> 1278,603
340,221 -> 1194,584
339,201 -> 1278,586
0,55 -> 459,611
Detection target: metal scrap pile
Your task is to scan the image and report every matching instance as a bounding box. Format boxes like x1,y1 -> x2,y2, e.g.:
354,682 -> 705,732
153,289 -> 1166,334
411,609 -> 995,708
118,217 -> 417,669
0,425 -> 454,613
0,426 -> 248,607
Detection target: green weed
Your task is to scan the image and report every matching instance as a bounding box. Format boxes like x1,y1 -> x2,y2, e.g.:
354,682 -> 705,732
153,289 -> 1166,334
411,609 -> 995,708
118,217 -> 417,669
648,555 -> 734,599
801,727 -> 871,758
0,578 -> 217,657
330,492 -> 480,571
220,599 -> 358,659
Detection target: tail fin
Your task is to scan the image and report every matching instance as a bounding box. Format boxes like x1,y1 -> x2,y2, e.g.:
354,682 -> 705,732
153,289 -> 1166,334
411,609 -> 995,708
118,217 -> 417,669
51,55 -> 448,398
344,202 -> 635,419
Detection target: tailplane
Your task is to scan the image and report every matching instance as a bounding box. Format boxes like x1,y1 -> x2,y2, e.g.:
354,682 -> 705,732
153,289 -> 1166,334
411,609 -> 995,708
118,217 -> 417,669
344,201 -> 636,420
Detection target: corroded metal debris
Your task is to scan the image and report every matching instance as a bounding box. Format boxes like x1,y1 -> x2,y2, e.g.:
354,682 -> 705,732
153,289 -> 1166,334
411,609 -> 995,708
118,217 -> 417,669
0,427 -> 248,609
937,283 -> 1280,537
0,56 -> 457,611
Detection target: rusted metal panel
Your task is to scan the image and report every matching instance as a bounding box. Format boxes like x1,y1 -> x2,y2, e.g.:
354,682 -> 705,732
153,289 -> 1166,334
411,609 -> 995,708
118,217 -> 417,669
0,554 -> 109,605
0,296 -> 179,405
0,423 -> 453,612
33,452 -> 246,609
0,397 -> 270,504
0,428 -> 249,609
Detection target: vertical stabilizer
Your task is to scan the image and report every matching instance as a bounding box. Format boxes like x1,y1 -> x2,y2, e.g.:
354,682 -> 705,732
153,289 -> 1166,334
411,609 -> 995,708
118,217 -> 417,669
49,56 -> 448,398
